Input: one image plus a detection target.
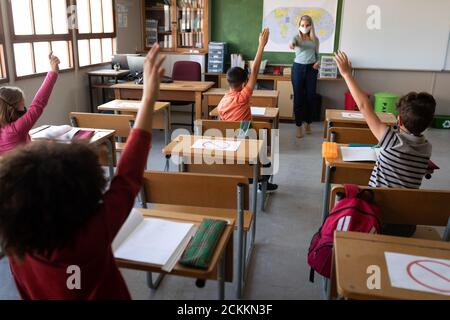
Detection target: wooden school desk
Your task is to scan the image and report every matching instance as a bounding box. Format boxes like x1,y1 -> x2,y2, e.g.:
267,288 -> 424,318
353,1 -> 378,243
97,100 -> 171,145
209,106 -> 280,130
87,69 -> 130,113
163,135 -> 263,275
321,144 -> 374,221
163,134 -> 263,213
332,232 -> 450,300
323,109 -> 397,139
30,126 -> 117,179
204,88 -> 279,117
116,210 -> 234,300
112,81 -> 215,120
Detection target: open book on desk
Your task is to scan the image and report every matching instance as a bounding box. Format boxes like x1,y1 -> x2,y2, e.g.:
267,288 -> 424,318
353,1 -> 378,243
341,146 -> 381,162
32,125 -> 95,142
113,209 -> 197,272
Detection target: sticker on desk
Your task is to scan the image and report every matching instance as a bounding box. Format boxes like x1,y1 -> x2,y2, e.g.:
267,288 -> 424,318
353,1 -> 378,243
385,252 -> 450,296
251,107 -> 266,116
191,139 -> 241,152
342,112 -> 364,119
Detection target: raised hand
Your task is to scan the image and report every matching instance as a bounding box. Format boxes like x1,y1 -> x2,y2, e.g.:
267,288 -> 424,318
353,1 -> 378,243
49,52 -> 60,73
334,51 -> 352,77
259,28 -> 270,48
142,44 -> 166,104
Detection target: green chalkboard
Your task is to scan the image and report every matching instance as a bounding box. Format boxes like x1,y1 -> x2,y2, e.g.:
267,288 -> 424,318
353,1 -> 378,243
211,0 -> 343,65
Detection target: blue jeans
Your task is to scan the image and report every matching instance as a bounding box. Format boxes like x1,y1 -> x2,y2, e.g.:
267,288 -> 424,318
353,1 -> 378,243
291,63 -> 318,127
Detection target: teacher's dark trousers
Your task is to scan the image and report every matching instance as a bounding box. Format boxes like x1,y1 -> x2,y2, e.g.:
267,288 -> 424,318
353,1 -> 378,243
292,62 -> 318,127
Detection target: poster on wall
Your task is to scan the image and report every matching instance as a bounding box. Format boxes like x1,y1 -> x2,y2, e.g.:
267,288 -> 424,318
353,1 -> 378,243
262,0 -> 339,53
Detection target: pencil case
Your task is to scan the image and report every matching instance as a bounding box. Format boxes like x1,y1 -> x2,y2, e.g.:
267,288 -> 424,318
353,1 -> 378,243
180,219 -> 227,269
322,142 -> 338,160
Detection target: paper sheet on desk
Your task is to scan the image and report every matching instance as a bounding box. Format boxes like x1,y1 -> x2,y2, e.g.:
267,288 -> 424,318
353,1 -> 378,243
385,252 -> 450,296
113,210 -> 196,272
342,112 -> 364,119
340,147 -> 379,162
191,139 -> 241,152
251,107 -> 266,116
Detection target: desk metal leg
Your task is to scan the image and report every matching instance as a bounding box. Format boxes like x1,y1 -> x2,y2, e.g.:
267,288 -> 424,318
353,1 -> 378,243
322,165 -> 332,222
236,184 -> 245,299
218,252 -> 226,300
88,75 -> 94,113
261,179 -> 268,212
147,272 -> 165,290
251,164 -> 259,244
164,107 -> 171,171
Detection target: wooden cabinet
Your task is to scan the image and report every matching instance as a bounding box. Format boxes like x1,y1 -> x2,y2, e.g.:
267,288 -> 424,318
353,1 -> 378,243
277,80 -> 294,119
142,0 -> 210,53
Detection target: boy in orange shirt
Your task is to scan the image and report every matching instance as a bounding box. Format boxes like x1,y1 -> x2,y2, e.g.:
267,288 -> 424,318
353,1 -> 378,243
218,28 -> 269,122
218,28 -> 278,192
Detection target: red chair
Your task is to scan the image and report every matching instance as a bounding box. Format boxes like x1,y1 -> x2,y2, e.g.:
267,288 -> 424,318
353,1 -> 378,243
171,61 -> 202,132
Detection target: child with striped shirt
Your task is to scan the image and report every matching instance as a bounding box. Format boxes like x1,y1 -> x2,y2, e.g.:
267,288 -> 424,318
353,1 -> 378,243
334,51 -> 436,236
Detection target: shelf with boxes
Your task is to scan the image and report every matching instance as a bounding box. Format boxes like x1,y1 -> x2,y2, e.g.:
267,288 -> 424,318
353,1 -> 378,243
142,0 -> 210,53
205,62 -> 343,121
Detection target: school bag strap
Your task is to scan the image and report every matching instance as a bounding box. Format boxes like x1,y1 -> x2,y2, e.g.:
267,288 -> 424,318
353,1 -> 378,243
344,184 -> 360,199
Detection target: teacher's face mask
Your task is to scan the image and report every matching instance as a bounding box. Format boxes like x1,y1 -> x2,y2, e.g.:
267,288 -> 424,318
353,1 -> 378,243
299,26 -> 311,34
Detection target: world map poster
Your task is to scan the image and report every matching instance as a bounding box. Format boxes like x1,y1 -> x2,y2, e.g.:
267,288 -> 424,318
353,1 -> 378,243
263,0 -> 339,53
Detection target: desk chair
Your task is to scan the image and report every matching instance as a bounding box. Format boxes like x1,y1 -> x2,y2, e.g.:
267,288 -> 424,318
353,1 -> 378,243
140,171 -> 251,299
194,120 -> 274,211
69,112 -> 135,154
69,113 -> 136,179
171,61 -> 201,132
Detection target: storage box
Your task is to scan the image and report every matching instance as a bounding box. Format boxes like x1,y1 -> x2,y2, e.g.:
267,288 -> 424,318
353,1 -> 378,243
374,92 -> 400,115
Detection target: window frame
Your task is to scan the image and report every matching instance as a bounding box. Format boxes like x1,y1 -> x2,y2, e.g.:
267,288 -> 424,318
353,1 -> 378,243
75,0 -> 117,69
0,5 -> 9,84
7,0 -> 76,80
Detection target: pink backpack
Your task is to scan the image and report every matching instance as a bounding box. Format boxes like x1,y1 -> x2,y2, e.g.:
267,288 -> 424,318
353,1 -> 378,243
308,184 -> 382,281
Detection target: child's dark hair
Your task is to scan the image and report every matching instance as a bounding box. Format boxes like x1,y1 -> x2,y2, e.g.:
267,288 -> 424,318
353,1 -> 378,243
396,92 -> 436,136
0,141 -> 107,259
226,67 -> 248,89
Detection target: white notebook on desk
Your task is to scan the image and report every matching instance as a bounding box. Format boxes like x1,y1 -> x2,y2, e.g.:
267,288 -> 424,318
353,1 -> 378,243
341,147 -> 380,162
113,209 -> 196,272
32,125 -> 80,141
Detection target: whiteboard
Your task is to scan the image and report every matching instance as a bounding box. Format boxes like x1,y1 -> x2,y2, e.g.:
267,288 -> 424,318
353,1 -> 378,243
340,0 -> 450,71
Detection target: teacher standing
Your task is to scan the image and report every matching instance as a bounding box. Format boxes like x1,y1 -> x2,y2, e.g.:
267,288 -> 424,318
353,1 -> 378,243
289,15 -> 320,139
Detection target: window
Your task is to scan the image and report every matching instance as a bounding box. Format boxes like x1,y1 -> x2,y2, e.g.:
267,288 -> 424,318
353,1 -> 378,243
76,0 -> 116,67
0,6 -> 8,83
8,0 -> 74,78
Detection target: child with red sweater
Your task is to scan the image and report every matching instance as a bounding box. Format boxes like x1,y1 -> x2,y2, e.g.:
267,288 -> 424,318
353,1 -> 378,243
0,45 -> 166,300
0,53 -> 60,155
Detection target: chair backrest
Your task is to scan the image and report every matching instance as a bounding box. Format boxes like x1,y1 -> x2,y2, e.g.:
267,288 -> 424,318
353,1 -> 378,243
330,185 -> 450,227
172,61 -> 201,81
69,112 -> 135,138
328,127 -> 378,144
142,171 -> 249,210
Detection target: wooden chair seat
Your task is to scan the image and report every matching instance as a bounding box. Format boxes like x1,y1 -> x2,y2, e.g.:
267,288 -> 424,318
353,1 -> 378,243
151,204 -> 253,232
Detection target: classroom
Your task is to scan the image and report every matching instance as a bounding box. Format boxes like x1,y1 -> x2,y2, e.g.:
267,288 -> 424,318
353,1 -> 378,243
0,0 -> 449,303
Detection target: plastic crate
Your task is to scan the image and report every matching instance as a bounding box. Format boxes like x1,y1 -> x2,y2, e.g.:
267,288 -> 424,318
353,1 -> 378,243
374,92 -> 400,115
